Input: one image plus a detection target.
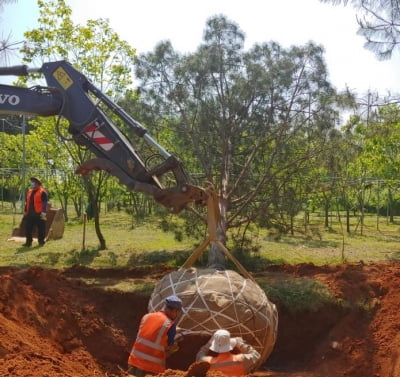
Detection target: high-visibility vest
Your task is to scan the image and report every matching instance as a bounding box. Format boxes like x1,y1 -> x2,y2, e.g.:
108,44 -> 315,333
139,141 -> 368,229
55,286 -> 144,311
209,353 -> 246,376
25,187 -> 46,214
128,311 -> 173,374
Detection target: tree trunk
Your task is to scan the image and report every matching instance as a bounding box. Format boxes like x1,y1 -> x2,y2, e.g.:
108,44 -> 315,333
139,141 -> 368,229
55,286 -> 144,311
388,188 -> 394,223
207,224 -> 227,268
94,206 -> 106,250
324,200 -> 329,228
90,197 -> 106,250
84,176 -> 106,250
207,196 -> 227,268
346,208 -> 350,234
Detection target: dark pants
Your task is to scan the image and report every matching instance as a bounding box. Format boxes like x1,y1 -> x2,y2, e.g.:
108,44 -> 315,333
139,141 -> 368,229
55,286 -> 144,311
25,214 -> 46,245
127,365 -> 156,377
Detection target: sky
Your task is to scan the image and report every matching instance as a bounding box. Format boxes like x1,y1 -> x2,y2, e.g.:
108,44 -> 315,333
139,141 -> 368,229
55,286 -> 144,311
1,0 -> 400,96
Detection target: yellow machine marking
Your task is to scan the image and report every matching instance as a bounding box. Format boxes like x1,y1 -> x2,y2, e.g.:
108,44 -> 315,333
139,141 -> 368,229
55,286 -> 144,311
53,66 -> 73,90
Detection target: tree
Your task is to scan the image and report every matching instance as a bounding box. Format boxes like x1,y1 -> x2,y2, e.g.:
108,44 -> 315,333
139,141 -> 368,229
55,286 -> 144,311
0,0 -> 16,9
0,0 -> 23,64
19,0 -> 136,249
134,15 -> 344,265
320,0 -> 400,59
355,104 -> 400,222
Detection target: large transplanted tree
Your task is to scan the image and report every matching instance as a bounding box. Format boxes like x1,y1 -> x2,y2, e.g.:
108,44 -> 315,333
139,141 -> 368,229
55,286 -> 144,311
134,15 -> 344,266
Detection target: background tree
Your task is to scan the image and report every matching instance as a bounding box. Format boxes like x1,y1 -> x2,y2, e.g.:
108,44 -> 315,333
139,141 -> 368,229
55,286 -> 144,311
0,0 -> 21,64
355,104 -> 400,224
134,15 -> 346,265
19,0 -> 136,249
0,131 -> 25,209
320,0 -> 400,60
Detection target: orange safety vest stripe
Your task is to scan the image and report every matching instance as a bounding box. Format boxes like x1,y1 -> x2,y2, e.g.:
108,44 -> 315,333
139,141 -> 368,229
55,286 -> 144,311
209,353 -> 245,376
26,187 -> 46,214
128,312 -> 173,374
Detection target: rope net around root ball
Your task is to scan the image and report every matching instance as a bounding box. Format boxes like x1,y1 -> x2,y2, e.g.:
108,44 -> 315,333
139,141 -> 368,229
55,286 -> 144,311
148,268 -> 278,368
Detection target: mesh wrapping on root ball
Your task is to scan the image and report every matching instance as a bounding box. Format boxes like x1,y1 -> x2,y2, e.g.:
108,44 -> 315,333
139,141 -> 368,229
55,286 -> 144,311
148,268 -> 278,368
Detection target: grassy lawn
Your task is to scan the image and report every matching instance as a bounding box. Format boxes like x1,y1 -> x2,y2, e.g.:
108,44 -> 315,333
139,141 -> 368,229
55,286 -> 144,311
0,205 -> 195,269
2,203 -> 399,312
1,202 -> 400,270
257,222 -> 400,266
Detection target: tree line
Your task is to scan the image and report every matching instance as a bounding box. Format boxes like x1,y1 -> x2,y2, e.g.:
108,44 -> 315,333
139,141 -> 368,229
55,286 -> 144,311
1,0 -> 400,254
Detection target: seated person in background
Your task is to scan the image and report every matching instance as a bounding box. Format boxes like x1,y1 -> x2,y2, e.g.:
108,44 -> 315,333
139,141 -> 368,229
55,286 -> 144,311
196,329 -> 260,376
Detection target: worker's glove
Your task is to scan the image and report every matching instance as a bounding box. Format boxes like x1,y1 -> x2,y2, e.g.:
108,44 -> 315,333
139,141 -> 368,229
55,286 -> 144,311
231,337 -> 246,353
40,212 -> 47,221
166,342 -> 180,357
233,337 -> 244,346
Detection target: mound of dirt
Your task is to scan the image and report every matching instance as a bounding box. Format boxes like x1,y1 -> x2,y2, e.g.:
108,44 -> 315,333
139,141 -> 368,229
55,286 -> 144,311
0,261 -> 399,377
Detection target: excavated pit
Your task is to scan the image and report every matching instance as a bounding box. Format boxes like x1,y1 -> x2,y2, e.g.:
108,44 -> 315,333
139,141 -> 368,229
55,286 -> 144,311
0,262 -> 400,377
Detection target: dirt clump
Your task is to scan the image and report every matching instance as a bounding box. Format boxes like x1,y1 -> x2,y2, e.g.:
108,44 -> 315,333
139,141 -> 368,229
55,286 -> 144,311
0,261 -> 399,377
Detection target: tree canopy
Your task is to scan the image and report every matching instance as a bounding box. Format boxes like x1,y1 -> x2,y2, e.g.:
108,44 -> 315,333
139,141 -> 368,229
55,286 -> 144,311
320,0 -> 400,59
133,14 -> 352,263
3,1 -> 400,260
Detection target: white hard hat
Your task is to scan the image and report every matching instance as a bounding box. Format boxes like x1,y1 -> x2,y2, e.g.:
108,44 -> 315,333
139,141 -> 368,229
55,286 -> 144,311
209,329 -> 235,353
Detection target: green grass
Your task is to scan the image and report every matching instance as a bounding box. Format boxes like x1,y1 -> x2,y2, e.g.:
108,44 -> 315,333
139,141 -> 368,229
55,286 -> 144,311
256,274 -> 344,313
80,277 -> 156,295
1,203 -> 400,270
256,221 -> 400,265
0,206 -> 195,269
3,204 -> 397,312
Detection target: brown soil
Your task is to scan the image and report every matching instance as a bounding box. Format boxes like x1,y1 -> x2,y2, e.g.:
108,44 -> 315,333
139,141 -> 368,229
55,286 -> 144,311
0,261 -> 399,377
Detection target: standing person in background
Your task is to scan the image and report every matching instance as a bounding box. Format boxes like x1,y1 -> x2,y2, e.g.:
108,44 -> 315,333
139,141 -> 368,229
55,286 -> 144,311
23,177 -> 48,247
127,295 -> 183,377
196,329 -> 260,376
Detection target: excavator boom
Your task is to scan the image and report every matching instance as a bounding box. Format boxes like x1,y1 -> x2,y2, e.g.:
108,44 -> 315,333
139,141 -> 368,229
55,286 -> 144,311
0,61 -> 207,213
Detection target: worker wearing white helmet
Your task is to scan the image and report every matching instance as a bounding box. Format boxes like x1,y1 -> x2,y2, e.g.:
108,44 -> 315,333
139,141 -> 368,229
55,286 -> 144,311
196,329 -> 260,376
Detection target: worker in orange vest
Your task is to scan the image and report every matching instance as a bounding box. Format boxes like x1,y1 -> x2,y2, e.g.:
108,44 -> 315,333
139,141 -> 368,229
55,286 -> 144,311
23,177 -> 48,247
196,329 -> 260,376
127,295 -> 183,377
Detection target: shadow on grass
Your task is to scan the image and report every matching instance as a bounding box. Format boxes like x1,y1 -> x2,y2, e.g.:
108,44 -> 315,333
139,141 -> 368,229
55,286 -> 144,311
370,232 -> 400,243
257,275 -> 343,313
15,245 -> 37,254
81,277 -> 156,295
126,248 -> 198,268
386,251 -> 400,261
35,251 -> 62,265
125,247 -> 290,273
273,236 -> 341,249
65,248 -> 101,266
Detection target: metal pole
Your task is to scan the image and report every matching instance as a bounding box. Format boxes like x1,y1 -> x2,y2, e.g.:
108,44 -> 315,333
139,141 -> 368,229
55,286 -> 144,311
21,116 -> 26,213
82,213 -> 87,251
1,120 -> 3,207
